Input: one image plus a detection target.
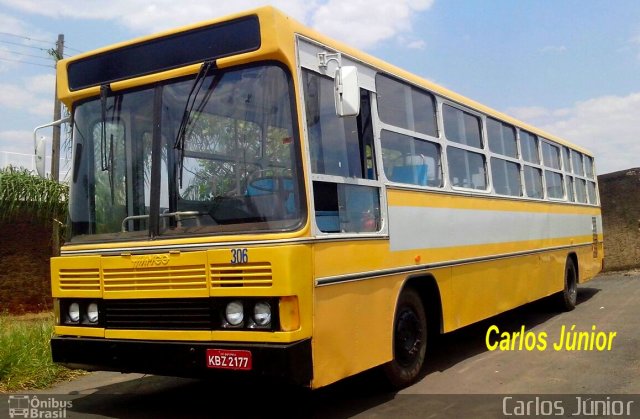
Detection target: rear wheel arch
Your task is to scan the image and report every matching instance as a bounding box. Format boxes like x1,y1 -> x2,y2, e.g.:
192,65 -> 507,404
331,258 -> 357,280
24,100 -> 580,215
382,274 -> 443,389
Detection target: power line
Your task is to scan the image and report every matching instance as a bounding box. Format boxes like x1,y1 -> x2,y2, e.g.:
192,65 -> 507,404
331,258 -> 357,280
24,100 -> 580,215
0,39 -> 51,52
0,56 -> 54,69
0,31 -> 52,45
3,49 -> 53,62
0,31 -> 84,54
63,44 -> 83,54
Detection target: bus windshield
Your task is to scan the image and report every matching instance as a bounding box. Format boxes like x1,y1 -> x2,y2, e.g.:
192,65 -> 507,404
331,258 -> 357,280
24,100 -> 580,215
68,64 -> 304,243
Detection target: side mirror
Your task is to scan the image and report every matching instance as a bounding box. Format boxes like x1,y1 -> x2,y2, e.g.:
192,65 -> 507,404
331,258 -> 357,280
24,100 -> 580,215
35,136 -> 46,178
334,66 -> 360,117
33,116 -> 70,179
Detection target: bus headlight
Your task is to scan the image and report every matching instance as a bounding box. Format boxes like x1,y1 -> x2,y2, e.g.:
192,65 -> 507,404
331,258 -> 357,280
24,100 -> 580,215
87,302 -> 99,324
253,301 -> 271,326
68,302 -> 80,323
225,300 -> 244,326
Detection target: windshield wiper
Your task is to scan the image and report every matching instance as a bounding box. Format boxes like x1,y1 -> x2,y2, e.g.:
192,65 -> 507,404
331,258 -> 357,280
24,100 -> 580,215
100,85 -> 110,171
174,60 -> 216,187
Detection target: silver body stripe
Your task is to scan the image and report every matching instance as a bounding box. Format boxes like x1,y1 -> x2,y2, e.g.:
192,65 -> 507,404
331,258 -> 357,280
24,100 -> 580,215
315,242 -> 593,286
388,206 -> 602,251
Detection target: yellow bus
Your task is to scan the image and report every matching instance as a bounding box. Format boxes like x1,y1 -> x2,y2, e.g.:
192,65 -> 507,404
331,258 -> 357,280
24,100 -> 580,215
49,6 -> 603,389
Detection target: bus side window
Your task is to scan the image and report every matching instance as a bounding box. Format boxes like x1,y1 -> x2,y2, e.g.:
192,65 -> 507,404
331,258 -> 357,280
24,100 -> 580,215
313,182 -> 340,232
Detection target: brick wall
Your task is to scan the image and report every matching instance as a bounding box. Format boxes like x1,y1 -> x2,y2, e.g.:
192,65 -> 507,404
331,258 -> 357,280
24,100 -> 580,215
0,221 -> 53,314
598,168 -> 640,271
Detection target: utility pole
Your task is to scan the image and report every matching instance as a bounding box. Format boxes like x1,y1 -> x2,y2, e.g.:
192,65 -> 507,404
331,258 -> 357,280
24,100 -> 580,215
51,34 -> 64,256
51,34 -> 64,182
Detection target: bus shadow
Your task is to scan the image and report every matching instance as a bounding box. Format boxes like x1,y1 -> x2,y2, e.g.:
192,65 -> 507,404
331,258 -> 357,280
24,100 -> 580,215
424,286 -> 601,374
65,372 -> 393,418
65,288 -> 601,418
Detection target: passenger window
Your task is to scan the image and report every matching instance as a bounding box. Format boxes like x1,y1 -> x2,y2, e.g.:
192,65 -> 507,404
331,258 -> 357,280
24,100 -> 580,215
585,156 -> 595,179
381,130 -> 442,187
587,181 -> 597,204
376,74 -> 437,137
443,104 -> 482,149
524,165 -> 543,198
545,171 -> 564,199
562,147 -> 572,173
566,176 -> 575,202
575,178 -> 587,203
487,118 -> 517,158
447,147 -> 486,190
491,157 -> 521,196
571,150 -> 584,176
541,141 -> 561,170
520,131 -> 539,164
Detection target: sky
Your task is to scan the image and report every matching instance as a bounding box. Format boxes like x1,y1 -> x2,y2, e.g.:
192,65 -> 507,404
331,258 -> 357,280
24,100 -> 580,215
0,0 -> 639,175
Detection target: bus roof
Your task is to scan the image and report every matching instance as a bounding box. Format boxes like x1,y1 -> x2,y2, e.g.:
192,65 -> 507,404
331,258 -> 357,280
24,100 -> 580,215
57,6 -> 592,156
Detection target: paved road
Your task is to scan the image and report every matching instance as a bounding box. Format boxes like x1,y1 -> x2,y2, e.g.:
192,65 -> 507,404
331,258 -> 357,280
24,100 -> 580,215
4,271 -> 639,418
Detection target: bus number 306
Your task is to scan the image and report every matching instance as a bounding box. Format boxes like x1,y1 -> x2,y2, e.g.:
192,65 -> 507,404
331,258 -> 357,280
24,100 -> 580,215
230,248 -> 248,264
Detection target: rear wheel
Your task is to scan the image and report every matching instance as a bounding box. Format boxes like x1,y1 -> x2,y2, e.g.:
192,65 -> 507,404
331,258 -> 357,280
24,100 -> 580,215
383,288 -> 427,389
556,257 -> 578,311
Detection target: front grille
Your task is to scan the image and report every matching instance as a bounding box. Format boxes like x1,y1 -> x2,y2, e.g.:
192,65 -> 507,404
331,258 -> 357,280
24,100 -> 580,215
101,298 -> 279,331
58,268 -> 101,291
103,299 -> 213,330
210,263 -> 272,287
103,265 -> 208,292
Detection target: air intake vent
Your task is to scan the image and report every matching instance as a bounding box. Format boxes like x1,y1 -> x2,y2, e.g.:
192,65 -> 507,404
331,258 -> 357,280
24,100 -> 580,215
210,263 -> 272,287
58,268 -> 101,291
103,265 -> 208,291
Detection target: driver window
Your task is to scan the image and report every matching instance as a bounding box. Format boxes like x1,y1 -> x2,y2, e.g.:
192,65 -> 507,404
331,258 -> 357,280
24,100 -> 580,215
303,69 -> 380,233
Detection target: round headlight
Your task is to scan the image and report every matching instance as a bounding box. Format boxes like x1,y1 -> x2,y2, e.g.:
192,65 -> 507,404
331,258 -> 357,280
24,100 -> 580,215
87,303 -> 99,323
253,301 -> 271,326
225,300 -> 244,326
68,302 -> 80,323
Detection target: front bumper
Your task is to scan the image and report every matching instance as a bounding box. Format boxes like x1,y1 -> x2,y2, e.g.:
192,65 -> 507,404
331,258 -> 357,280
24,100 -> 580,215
51,336 -> 312,386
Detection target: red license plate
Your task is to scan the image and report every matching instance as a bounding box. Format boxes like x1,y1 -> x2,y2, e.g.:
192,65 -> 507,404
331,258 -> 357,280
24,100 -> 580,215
206,349 -> 252,371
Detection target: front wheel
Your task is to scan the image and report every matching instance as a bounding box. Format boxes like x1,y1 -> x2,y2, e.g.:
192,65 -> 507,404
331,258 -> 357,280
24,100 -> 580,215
383,288 -> 427,389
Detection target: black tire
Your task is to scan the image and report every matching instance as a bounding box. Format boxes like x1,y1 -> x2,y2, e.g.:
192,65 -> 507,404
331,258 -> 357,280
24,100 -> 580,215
383,288 -> 427,389
556,257 -> 578,311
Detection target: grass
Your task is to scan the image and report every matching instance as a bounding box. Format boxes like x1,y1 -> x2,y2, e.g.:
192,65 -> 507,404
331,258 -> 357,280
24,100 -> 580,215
0,312 -> 86,392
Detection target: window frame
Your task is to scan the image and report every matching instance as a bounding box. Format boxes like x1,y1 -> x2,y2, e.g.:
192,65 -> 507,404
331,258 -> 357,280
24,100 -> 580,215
490,156 -> 522,197
299,63 -> 387,238
375,73 -> 439,138
519,130 -> 540,165
375,71 -> 445,192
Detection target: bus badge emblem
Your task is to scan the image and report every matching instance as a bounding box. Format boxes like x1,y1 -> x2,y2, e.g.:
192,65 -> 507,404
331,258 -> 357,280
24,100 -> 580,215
131,254 -> 170,268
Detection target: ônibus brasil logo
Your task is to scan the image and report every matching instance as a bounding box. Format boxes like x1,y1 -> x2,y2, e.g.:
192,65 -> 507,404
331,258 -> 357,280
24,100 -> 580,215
8,395 -> 72,418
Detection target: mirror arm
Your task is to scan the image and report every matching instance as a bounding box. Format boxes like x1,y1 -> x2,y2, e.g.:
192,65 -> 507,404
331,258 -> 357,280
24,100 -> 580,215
33,116 -> 70,178
33,116 -> 71,154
